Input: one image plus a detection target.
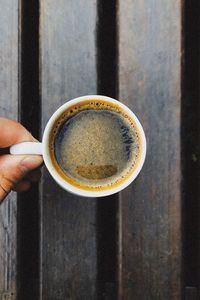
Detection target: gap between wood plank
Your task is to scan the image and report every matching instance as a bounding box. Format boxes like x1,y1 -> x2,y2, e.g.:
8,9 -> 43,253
17,1 -> 40,299
96,0 -> 121,298
182,0 -> 200,290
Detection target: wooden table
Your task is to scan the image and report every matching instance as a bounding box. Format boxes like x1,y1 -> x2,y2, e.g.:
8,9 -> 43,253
0,0 -> 198,299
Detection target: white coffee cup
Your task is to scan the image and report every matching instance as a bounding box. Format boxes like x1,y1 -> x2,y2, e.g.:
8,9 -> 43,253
10,95 -> 146,197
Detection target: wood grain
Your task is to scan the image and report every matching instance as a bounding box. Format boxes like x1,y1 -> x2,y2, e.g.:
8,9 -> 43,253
0,0 -> 18,299
40,1 -> 97,299
118,0 -> 182,299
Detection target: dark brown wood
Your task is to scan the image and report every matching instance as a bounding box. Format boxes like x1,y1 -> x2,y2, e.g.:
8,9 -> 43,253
40,1 -> 98,299
0,0 -> 18,299
118,0 -> 182,299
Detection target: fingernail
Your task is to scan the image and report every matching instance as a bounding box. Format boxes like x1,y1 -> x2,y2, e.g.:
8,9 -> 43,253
20,155 -> 43,170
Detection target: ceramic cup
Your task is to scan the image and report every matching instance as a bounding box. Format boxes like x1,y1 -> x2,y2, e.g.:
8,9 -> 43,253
10,95 -> 146,197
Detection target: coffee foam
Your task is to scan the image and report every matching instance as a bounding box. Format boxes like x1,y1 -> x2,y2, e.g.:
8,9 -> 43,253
49,99 -> 142,191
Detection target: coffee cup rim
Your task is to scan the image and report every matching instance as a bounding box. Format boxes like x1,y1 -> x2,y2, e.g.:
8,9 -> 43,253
42,95 -> 146,197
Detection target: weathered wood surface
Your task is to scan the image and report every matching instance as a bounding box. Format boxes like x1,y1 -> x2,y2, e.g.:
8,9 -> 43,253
118,0 -> 182,299
0,0 -> 18,299
0,0 -> 195,299
40,1 -> 98,299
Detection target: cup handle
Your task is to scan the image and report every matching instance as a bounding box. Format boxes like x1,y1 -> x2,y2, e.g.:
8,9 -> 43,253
10,142 -> 43,155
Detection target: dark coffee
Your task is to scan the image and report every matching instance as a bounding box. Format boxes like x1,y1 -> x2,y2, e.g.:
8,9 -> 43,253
49,100 -> 141,191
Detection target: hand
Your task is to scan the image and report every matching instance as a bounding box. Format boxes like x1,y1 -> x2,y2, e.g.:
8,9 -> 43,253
0,118 -> 43,203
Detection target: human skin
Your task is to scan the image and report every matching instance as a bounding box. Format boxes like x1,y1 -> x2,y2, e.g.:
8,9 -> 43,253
0,118 -> 43,202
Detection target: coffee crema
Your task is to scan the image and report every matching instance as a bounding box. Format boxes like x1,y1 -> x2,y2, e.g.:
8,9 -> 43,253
49,99 -> 142,191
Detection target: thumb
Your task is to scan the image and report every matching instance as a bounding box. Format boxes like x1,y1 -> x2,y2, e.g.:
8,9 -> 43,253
0,154 -> 43,202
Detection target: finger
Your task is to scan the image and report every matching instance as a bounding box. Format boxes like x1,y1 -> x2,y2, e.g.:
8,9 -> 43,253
0,118 -> 37,148
26,169 -> 42,182
0,154 -> 43,202
13,180 -> 31,192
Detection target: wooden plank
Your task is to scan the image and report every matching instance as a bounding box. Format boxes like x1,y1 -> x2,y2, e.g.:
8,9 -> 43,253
0,0 -> 19,299
40,1 -> 97,299
118,0 -> 182,299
